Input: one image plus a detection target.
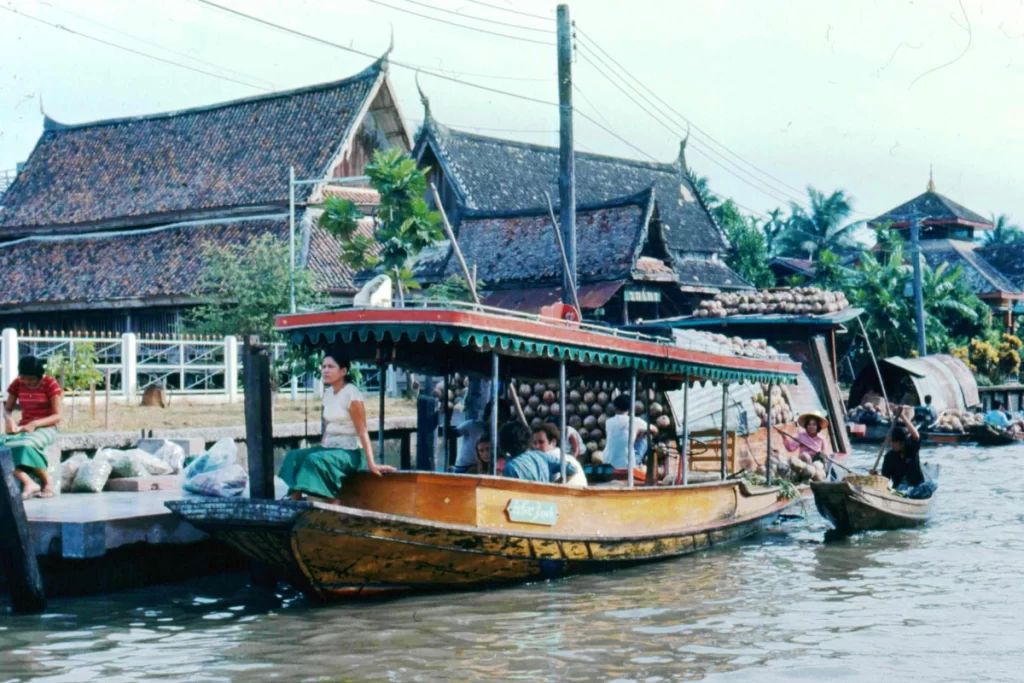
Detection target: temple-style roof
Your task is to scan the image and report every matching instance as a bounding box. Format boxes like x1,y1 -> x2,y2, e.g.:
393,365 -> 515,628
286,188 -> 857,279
673,256 -> 753,291
977,243 -> 1024,292
0,215 -> 365,309
868,190 -> 991,230
442,190 -> 657,286
415,117 -> 728,253
919,239 -> 1019,297
0,60 -> 405,236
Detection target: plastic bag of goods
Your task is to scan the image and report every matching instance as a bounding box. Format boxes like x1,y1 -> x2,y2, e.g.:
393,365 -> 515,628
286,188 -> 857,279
181,438 -> 237,483
103,448 -> 149,479
151,440 -> 186,474
71,452 -> 113,493
184,463 -> 249,498
60,452 -> 89,492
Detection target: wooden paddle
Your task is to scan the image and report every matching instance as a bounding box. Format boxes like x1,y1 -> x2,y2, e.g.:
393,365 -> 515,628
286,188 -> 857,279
772,426 -> 854,474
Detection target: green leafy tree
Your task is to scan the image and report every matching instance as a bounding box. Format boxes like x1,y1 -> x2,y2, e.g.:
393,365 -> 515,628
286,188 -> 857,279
809,249 -> 854,292
187,233 -> 320,340
46,343 -> 103,393
319,148 -> 443,293
712,200 -> 774,288
776,187 -> 858,259
428,275 -> 486,303
763,207 -> 787,256
984,214 -> 1024,246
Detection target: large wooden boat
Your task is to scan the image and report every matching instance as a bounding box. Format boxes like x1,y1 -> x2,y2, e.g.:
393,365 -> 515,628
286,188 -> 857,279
169,471 -> 796,600
168,303 -> 806,599
811,466 -> 938,534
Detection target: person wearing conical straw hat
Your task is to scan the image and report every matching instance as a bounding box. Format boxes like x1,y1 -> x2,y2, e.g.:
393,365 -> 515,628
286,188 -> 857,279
779,411 -> 830,464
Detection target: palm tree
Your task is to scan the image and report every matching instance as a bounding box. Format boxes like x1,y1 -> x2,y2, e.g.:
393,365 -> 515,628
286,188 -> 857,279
984,214 -> 1024,246
775,187 -> 859,259
763,207 -> 786,256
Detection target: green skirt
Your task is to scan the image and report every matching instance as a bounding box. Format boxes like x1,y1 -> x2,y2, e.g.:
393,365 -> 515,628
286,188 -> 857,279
278,445 -> 366,500
3,427 -> 56,471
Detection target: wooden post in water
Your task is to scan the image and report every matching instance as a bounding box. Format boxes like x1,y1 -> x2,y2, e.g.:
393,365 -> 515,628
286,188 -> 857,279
720,383 -> 729,480
0,447 -> 46,613
244,337 -> 274,500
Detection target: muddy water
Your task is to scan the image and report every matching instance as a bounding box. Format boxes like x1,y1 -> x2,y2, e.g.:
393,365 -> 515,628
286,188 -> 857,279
1,444 -> 1021,682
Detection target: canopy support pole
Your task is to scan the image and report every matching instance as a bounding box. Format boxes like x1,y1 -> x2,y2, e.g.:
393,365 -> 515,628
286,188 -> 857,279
491,352 -> 500,476
680,375 -> 690,486
442,370 -> 450,471
628,371 -> 637,488
765,383 -> 773,486
559,361 -> 567,482
720,382 -> 729,480
644,378 -> 655,486
377,355 -> 386,465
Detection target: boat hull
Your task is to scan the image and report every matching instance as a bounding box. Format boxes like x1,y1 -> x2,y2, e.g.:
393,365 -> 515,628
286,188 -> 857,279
168,473 -> 794,600
810,480 -> 933,534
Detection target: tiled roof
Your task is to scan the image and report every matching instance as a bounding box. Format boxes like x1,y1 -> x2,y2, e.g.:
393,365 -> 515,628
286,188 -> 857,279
443,191 -> 654,286
415,117 -> 728,253
920,239 -> 1019,295
978,243 -> 1024,291
770,256 -> 815,276
0,62 -> 386,234
673,256 -> 753,291
0,214 -> 361,307
869,191 -> 992,228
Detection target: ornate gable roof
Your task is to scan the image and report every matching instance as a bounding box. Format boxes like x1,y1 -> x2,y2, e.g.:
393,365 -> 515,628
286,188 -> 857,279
869,190 -> 991,229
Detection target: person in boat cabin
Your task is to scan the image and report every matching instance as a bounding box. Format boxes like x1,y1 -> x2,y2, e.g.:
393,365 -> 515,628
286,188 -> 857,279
984,401 -> 1011,429
464,434 -> 505,475
531,422 -> 588,488
500,421 -> 578,483
4,356 -> 63,499
604,393 -> 649,476
278,350 -> 395,502
916,395 -> 939,427
778,412 -> 830,464
872,406 -> 935,498
453,400 -> 509,473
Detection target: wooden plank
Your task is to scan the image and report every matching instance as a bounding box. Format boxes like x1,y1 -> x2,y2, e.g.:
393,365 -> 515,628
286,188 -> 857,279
0,447 -> 46,613
244,338 -> 274,500
811,335 -> 852,454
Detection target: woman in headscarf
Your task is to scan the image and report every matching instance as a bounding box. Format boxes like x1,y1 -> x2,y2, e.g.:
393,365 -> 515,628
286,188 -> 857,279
5,356 -> 63,498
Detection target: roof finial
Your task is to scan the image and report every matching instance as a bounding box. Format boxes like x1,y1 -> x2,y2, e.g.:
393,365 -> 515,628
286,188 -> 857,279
677,123 -> 691,172
415,72 -> 431,120
927,164 -> 935,192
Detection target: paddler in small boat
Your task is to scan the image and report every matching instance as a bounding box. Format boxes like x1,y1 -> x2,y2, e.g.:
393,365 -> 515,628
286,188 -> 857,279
278,349 -> 394,502
871,406 -> 936,498
779,411 -> 830,465
500,421 -> 579,483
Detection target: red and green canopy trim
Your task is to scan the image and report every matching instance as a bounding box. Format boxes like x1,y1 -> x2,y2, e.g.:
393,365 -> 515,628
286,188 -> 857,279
277,308 -> 801,385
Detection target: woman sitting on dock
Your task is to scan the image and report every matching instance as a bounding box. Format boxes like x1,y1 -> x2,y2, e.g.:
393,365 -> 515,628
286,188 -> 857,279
4,356 -> 63,499
278,350 -> 394,502
500,422 -> 578,483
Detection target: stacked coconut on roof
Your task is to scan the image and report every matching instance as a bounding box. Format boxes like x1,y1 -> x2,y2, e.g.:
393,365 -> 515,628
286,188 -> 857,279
695,287 -> 850,318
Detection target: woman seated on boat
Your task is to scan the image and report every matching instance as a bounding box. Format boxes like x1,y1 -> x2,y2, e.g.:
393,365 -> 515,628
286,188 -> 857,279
531,422 -> 588,488
872,407 -> 936,499
984,402 -> 1011,430
500,421 -> 578,483
278,350 -> 394,502
463,435 -> 505,475
4,356 -> 63,499
605,394 -> 648,480
778,411 -> 830,464
453,401 -> 509,473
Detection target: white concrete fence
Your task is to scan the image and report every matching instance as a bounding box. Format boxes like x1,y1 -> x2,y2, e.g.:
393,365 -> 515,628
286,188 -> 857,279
0,329 -> 386,401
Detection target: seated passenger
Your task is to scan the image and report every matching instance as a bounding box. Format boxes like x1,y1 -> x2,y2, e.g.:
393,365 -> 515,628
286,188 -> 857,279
779,411 -> 829,464
604,394 -> 648,478
916,395 -> 939,427
531,422 -> 588,488
985,402 -> 1011,429
278,350 -> 394,502
464,435 -> 504,475
501,422 -> 577,483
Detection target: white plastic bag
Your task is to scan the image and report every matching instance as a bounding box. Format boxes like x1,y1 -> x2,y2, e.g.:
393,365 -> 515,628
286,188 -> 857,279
181,438 -> 237,481
184,463 -> 248,497
152,440 -> 185,474
106,448 -> 150,478
60,453 -> 89,492
71,452 -> 113,493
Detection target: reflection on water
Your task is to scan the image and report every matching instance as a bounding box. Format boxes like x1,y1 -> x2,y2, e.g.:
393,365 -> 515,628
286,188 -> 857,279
1,445 -> 1021,681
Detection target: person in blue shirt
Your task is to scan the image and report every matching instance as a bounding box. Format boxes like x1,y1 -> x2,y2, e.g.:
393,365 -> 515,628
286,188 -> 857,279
500,421 -> 577,483
985,402 -> 1011,429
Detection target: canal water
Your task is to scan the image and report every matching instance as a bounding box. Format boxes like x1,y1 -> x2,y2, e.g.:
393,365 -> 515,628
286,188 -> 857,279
1,444 -> 1021,682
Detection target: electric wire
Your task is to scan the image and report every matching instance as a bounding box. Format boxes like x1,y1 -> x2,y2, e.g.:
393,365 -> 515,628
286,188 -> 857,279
381,0 -> 552,33
463,0 -> 550,21
364,0 -> 554,46
0,5 -> 269,91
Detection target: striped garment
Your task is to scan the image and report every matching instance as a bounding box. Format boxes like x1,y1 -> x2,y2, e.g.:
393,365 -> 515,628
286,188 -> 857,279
7,375 -> 62,426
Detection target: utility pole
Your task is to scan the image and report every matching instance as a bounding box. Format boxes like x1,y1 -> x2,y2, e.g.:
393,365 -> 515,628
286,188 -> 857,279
556,4 -> 576,306
910,215 -> 926,356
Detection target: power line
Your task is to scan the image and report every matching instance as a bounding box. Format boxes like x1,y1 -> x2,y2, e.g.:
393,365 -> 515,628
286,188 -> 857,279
44,4 -> 278,90
364,0 -> 554,46
408,117 -> 556,134
0,5 -> 269,91
576,39 -> 807,209
382,0 -> 552,34
463,0 -> 550,21
194,0 -> 558,107
575,26 -> 812,203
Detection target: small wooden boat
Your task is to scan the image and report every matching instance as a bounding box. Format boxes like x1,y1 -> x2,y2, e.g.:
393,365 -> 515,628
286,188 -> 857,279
848,422 -> 974,446
971,424 -> 1024,447
811,466 -> 938,534
169,471 -> 796,600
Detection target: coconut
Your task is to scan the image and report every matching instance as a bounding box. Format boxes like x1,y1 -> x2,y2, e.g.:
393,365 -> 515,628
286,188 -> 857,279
583,391 -> 597,404
569,389 -> 582,403
549,403 -> 561,417
523,406 -> 535,420
591,451 -> 605,464
586,441 -> 598,453
583,415 -> 598,430
599,438 -> 607,449
569,415 -> 583,429
597,391 -> 609,405
528,395 -> 541,408
598,414 -> 608,428
606,403 -> 617,417
577,402 -> 589,416
542,390 -> 556,405
537,404 -> 550,417
590,428 -> 604,441
656,414 -> 672,429
530,417 -> 544,430
590,403 -> 604,417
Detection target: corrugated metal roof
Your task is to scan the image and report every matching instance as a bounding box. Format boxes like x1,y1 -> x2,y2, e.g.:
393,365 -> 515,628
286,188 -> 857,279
879,356 -> 970,412
665,381 -> 760,435
481,281 -> 625,313
654,307 -> 864,328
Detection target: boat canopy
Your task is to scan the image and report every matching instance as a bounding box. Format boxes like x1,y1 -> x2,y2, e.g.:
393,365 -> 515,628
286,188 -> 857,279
849,354 -> 980,413
276,304 -> 802,385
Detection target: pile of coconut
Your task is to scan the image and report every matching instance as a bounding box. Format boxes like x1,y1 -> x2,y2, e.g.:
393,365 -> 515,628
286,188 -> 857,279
691,332 -> 780,359
933,409 -> 984,434
752,384 -> 795,428
694,287 -> 850,318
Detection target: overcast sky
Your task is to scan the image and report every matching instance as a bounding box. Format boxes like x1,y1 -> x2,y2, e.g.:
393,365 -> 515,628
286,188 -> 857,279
1,0 -> 1022,225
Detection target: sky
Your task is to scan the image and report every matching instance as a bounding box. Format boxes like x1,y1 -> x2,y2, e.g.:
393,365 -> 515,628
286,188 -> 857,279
1,0 -> 1023,226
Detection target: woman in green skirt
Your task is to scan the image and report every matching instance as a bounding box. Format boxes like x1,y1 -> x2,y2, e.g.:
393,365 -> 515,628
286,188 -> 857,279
279,350 -> 394,502
4,356 -> 63,498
